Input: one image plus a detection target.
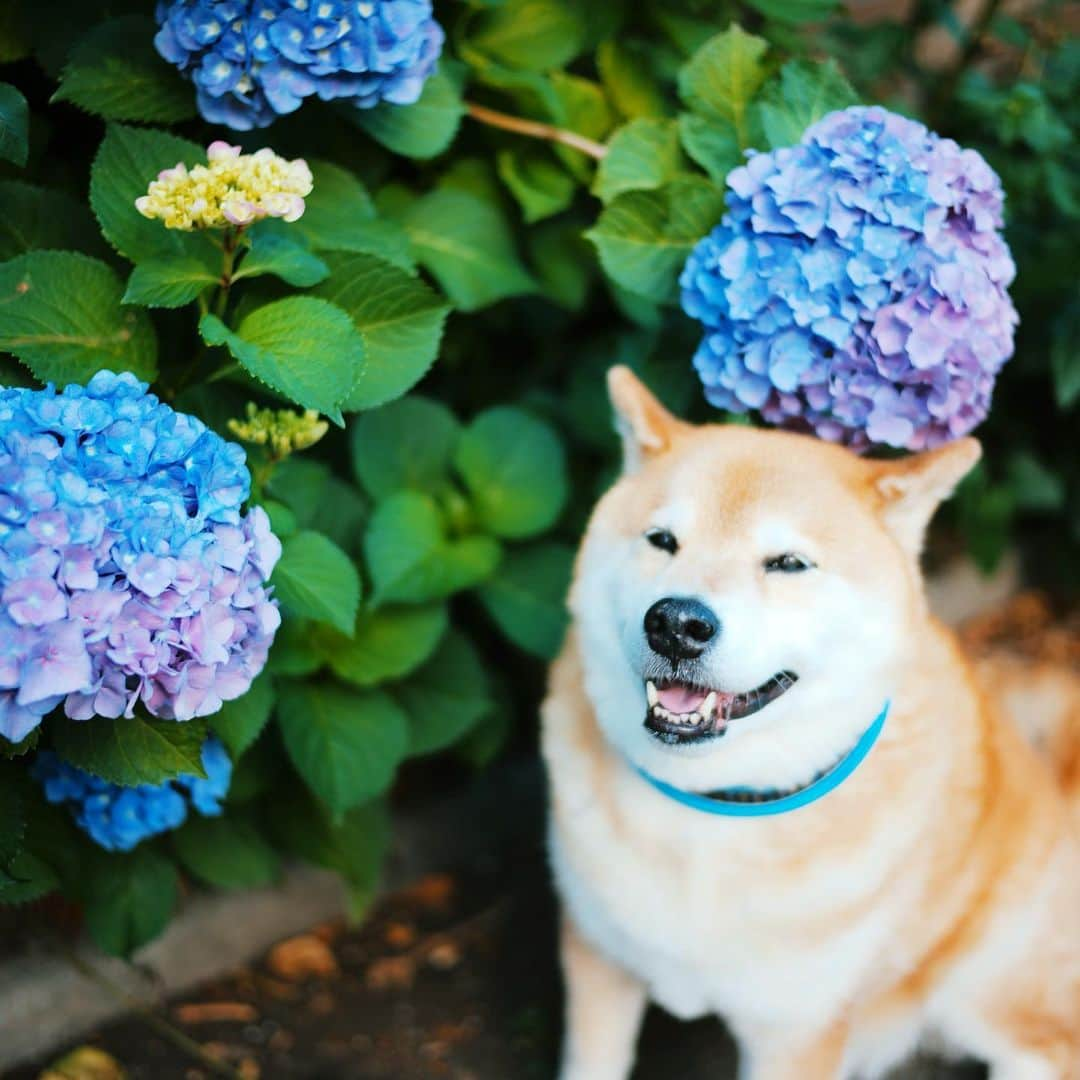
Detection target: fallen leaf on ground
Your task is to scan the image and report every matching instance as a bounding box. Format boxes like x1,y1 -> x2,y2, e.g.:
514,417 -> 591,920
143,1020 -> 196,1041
40,1046 -> 125,1080
364,954 -> 416,990
175,1002 -> 258,1024
266,934 -> 339,980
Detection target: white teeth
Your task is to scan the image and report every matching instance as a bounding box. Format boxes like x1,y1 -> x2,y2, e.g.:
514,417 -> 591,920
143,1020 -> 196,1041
645,680 -> 658,707
702,691 -> 717,719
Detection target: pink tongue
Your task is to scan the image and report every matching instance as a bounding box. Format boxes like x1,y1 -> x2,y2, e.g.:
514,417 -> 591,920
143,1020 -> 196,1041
657,685 -> 708,714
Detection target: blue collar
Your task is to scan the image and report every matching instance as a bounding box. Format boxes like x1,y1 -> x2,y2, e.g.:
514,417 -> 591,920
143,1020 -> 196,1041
633,702 -> 890,817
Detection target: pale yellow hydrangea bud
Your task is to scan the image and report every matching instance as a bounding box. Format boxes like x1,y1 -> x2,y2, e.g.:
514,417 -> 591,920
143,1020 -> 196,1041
228,403 -> 329,460
135,141 -> 313,231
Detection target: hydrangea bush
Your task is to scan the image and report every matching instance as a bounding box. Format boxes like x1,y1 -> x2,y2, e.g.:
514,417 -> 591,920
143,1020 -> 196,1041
0,0 -> 1075,956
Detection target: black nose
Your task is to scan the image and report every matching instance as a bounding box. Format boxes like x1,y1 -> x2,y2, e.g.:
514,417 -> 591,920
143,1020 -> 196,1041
643,597 -> 719,661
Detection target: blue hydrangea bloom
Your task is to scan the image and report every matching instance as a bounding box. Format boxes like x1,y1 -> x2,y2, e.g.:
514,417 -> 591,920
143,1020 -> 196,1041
32,739 -> 233,852
680,106 -> 1018,450
0,372 -> 282,744
155,0 -> 444,130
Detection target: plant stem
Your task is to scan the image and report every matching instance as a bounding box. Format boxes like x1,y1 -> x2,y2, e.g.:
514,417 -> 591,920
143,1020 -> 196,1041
213,227 -> 241,321
464,100 -> 608,160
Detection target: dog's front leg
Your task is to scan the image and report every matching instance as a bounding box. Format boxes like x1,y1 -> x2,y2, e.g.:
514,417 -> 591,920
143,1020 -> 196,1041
558,913 -> 648,1080
737,1020 -> 850,1080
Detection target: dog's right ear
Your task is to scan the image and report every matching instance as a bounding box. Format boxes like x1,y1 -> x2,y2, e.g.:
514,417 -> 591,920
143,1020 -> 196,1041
607,366 -> 686,473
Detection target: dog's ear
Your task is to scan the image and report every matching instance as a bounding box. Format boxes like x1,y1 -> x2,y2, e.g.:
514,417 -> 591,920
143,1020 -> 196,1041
607,365 -> 686,473
870,438 -> 981,557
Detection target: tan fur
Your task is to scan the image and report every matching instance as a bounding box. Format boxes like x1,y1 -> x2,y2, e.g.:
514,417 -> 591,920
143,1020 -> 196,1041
544,369 -> 1080,1079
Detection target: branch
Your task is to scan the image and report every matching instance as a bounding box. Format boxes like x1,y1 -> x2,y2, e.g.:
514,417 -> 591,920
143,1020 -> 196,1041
465,101 -> 608,160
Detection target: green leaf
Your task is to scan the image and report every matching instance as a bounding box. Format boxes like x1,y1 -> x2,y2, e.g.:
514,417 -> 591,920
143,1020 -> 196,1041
744,0 -> 839,24
528,219 -> 593,311
312,252 -> 450,412
757,59 -> 858,149
268,617 -> 323,678
402,187 -> 536,311
351,395 -> 461,500
307,476 -> 369,556
455,406 -> 568,539
0,251 -> 158,384
549,72 -> 614,179
393,631 -> 492,756
199,296 -> 364,423
478,542 -> 573,658
596,39 -> 667,120
0,850 -> 59,906
271,530 -> 361,635
83,848 -> 178,956
0,181 -> 105,260
173,816 -> 279,891
678,25 -> 769,147
468,0 -> 586,71
0,767 -> 24,872
233,231 -> 329,288
321,604 -> 448,688
277,682 -> 408,817
594,118 -> 685,203
90,123 -> 216,265
586,177 -> 726,303
364,491 -> 501,605
1007,452 -> 1066,512
122,253 -> 220,308
264,459 -> 331,526
354,63 -> 465,159
0,82 -> 28,166
496,148 -> 576,224
211,674 -> 275,759
53,716 -> 208,787
678,113 -> 741,183
53,15 -> 195,124
1051,300 -> 1080,409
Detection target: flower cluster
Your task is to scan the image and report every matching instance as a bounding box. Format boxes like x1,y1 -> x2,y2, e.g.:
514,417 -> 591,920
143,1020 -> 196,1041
154,0 -> 444,130
680,106 -> 1018,450
0,371 -> 282,744
32,740 -> 233,851
228,402 -> 329,459
136,140 -> 313,230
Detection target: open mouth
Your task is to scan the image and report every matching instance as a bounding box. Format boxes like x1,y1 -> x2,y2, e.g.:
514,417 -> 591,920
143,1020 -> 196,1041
644,672 -> 798,745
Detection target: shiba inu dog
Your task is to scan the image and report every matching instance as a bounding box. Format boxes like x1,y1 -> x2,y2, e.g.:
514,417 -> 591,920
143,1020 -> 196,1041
542,367 -> 1080,1080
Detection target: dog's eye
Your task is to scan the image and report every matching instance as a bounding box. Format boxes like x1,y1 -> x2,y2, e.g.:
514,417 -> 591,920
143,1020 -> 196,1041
645,528 -> 679,555
764,553 -> 813,574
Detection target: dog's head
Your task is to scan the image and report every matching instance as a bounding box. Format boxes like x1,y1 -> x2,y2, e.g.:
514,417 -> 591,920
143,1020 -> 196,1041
570,366 -> 981,792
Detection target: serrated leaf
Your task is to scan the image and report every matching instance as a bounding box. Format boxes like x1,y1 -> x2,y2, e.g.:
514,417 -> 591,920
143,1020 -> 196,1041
264,458 -> 331,526
393,631 -> 493,756
549,71 -> 614,179
312,252 -> 449,412
211,674 -> 275,758
0,251 -> 158,384
364,491 -> 501,605
173,816 -> 279,890
402,187 -> 536,311
234,230 -> 329,287
496,148 -> 576,224
744,0 -> 839,24
90,123 -> 217,265
267,617 -> 323,678
83,847 -> 178,956
277,682 -> 408,817
271,530 -> 360,635
350,396 -> 461,500
123,253 -> 220,308
53,716 -> 208,787
320,604 -> 448,688
468,0 -> 586,71
586,177 -> 725,304
455,406 -> 568,539
355,63 -> 465,159
307,476 -> 370,556
678,25 -> 769,147
597,39 -> 667,120
757,59 -> 858,149
678,113 -> 741,183
199,296 -> 364,423
594,118 -> 685,203
0,82 -> 28,166
0,181 -> 105,260
53,15 -> 195,124
478,542 -> 573,658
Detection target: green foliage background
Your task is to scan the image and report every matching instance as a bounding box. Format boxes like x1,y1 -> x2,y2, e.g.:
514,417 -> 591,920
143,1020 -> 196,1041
0,0 -> 1076,954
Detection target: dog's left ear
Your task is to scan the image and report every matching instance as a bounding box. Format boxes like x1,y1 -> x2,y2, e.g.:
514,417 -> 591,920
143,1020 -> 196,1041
870,437 -> 981,557
607,365 -> 687,473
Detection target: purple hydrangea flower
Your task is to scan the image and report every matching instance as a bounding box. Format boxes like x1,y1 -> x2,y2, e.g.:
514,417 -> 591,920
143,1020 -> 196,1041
680,106 -> 1018,450
32,739 -> 233,851
0,371 -> 281,743
154,0 -> 444,130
